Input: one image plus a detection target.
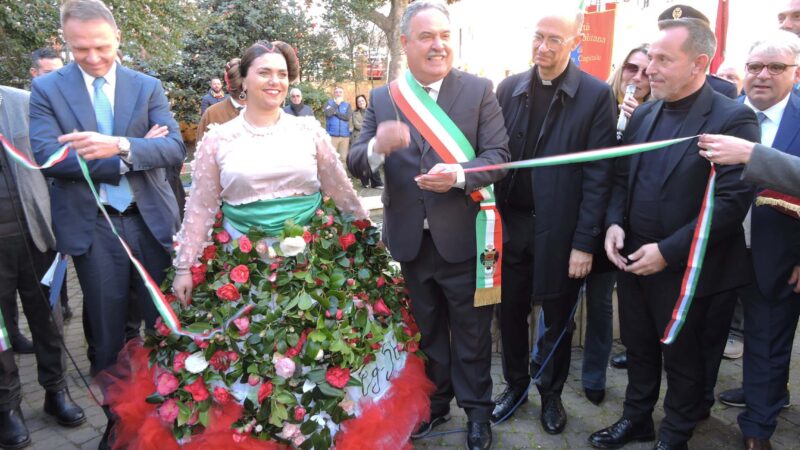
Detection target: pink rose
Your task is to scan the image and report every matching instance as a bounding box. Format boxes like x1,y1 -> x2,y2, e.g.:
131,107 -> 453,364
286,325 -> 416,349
156,372 -> 179,396
273,354 -> 296,379
158,398 -> 179,423
214,230 -> 231,244
233,316 -> 250,335
255,239 -> 269,256
238,236 -> 252,253
230,265 -> 250,284
278,422 -> 301,440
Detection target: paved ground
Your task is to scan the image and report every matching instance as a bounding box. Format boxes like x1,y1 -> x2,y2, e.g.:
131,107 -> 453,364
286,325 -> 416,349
9,187 -> 799,449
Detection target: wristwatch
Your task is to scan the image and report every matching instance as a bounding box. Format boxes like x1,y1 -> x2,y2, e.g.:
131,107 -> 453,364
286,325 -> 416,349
117,137 -> 131,160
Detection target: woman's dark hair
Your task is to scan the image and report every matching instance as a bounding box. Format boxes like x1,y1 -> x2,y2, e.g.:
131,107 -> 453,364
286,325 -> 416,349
224,58 -> 243,97
355,94 -> 368,111
239,40 -> 299,82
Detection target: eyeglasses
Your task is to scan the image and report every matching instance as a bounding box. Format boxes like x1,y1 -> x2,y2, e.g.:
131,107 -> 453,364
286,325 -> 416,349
623,63 -> 648,77
533,34 -> 574,51
744,62 -> 798,75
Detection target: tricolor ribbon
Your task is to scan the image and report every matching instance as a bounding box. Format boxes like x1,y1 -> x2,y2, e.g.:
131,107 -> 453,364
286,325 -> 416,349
0,132 -> 249,341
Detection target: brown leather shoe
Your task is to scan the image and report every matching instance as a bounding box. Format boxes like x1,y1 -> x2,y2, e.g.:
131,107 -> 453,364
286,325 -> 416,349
743,437 -> 772,450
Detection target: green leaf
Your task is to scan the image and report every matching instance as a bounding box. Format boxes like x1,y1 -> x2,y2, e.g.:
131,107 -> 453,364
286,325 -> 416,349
357,268 -> 371,280
300,419 -> 318,435
198,410 -> 209,427
317,382 -> 344,398
185,322 -> 211,333
145,393 -> 164,404
269,402 -> 288,427
275,391 -> 296,405
297,292 -> 315,310
308,329 -> 327,342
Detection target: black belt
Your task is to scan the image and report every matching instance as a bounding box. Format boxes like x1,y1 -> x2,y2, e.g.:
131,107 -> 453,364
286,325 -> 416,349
103,203 -> 139,216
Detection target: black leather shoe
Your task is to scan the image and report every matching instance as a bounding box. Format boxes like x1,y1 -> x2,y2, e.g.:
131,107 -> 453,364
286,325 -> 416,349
0,407 -> 30,449
491,385 -> 528,422
610,351 -> 627,369
411,412 -> 450,439
540,395 -> 567,435
744,437 -> 772,450
652,440 -> 688,450
718,387 -> 790,409
466,421 -> 492,450
585,387 -> 605,405
588,417 -> 655,449
11,336 -> 34,355
44,389 -> 86,427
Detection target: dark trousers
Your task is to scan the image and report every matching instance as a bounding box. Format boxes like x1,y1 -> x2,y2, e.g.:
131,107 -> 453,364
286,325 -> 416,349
401,231 -> 493,423
0,234 -> 65,411
497,209 -> 580,396
73,213 -> 169,376
618,270 -> 736,444
738,283 -> 800,439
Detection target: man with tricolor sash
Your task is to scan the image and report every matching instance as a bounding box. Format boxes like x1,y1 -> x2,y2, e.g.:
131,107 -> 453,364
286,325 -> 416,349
589,15 -> 759,450
347,2 -> 509,449
491,7 -> 617,434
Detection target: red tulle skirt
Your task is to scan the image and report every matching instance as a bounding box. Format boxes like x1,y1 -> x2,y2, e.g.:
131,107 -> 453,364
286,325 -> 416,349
101,340 -> 433,449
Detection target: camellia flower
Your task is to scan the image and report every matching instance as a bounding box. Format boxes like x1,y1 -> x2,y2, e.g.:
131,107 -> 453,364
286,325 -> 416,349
325,366 -> 350,389
277,422 -> 301,440
338,399 -> 355,415
156,372 -> 179,396
190,264 -> 207,287
373,298 -> 392,316
213,386 -> 232,404
279,236 -> 306,256
158,398 -> 179,423
302,230 -> 313,243
273,353 -> 296,379
173,351 -> 190,372
257,380 -> 274,404
209,350 -> 231,372
248,374 -> 260,386
155,317 -> 171,337
233,316 -> 250,335
353,219 -> 370,230
238,235 -> 252,253
338,233 -> 356,251
185,351 -> 209,374
294,406 -> 306,421
184,377 -> 210,402
255,239 -> 269,256
229,265 -> 250,284
201,245 -> 217,261
214,229 -> 231,244
215,283 -> 241,301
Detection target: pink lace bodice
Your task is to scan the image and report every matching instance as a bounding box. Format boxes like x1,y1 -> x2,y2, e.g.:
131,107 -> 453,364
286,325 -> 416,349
173,112 -> 369,270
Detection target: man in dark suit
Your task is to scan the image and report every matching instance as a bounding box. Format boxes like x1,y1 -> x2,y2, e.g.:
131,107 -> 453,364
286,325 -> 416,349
29,1 -> 184,447
490,8 -> 616,434
698,31 -> 800,450
588,17 -> 759,450
347,2 -> 509,449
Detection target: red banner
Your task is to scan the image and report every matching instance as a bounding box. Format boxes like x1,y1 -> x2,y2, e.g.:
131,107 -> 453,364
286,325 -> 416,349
579,3 -> 617,81
710,0 -> 729,73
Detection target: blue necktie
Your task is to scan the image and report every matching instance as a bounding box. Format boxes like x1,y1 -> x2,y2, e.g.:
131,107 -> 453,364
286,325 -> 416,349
93,77 -> 132,211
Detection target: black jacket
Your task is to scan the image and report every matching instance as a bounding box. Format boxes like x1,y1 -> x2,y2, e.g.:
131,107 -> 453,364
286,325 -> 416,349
608,83 -> 759,297
495,61 -> 617,300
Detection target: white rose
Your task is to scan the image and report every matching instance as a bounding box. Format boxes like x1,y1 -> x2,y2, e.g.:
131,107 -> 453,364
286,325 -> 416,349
279,236 -> 306,257
185,351 -> 209,374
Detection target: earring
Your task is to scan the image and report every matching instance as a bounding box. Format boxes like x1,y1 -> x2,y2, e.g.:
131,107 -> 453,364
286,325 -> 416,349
238,90 -> 247,100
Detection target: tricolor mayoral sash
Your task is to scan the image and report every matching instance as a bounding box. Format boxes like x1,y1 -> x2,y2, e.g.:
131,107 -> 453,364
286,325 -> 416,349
389,70 -> 502,307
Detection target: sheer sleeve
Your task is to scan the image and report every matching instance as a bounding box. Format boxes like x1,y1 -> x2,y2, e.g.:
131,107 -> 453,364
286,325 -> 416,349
173,131 -> 224,270
314,127 -> 369,220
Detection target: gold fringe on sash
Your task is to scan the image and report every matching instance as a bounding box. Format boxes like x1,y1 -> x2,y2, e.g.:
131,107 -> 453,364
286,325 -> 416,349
474,286 -> 502,307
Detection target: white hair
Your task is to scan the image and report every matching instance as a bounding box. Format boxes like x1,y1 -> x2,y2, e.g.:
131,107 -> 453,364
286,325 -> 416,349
749,29 -> 800,64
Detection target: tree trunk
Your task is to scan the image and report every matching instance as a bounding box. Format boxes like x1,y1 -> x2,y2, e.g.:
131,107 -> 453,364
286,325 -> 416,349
385,0 -> 408,81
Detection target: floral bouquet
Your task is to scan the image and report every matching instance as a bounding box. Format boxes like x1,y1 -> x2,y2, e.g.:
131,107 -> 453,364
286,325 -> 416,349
105,198 -> 433,450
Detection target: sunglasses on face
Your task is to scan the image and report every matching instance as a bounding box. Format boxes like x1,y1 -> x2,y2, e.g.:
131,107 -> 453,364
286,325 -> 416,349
623,63 -> 647,77
745,62 -> 798,75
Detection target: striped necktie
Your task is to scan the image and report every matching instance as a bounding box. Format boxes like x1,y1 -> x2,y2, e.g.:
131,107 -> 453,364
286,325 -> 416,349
93,77 -> 132,211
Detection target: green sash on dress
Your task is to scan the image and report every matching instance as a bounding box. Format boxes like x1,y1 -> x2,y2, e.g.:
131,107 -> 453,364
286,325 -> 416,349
222,192 -> 322,236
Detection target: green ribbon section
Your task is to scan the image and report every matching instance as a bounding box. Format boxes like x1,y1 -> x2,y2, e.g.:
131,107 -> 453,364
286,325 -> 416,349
222,192 -> 322,236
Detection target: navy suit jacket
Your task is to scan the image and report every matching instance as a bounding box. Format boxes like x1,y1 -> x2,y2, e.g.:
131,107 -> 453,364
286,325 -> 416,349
748,92 -> 800,301
29,62 -> 185,255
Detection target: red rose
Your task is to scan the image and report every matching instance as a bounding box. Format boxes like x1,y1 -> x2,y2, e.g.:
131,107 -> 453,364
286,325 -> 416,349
376,276 -> 386,288
294,406 -> 306,421
325,367 -> 351,389
209,350 -> 231,371
214,230 -> 231,244
202,245 -> 217,261
302,230 -> 313,243
190,264 -> 207,287
215,283 -> 241,301
238,236 -> 252,253
230,265 -> 250,284
257,381 -> 273,404
353,219 -> 370,230
156,372 -> 179,395
155,317 -> 171,336
213,386 -> 232,405
184,377 -> 210,402
406,340 -> 420,353
173,352 -> 190,372
339,233 -> 356,251
373,298 -> 392,316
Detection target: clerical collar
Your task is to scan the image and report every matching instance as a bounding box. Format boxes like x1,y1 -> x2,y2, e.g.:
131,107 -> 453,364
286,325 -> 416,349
664,85 -> 703,111
531,66 -> 567,93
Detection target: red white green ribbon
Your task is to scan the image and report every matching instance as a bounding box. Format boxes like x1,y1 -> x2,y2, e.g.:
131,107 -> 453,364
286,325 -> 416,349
0,133 -> 70,169
390,70 -> 501,305
0,306 -> 10,352
661,166 -> 716,344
